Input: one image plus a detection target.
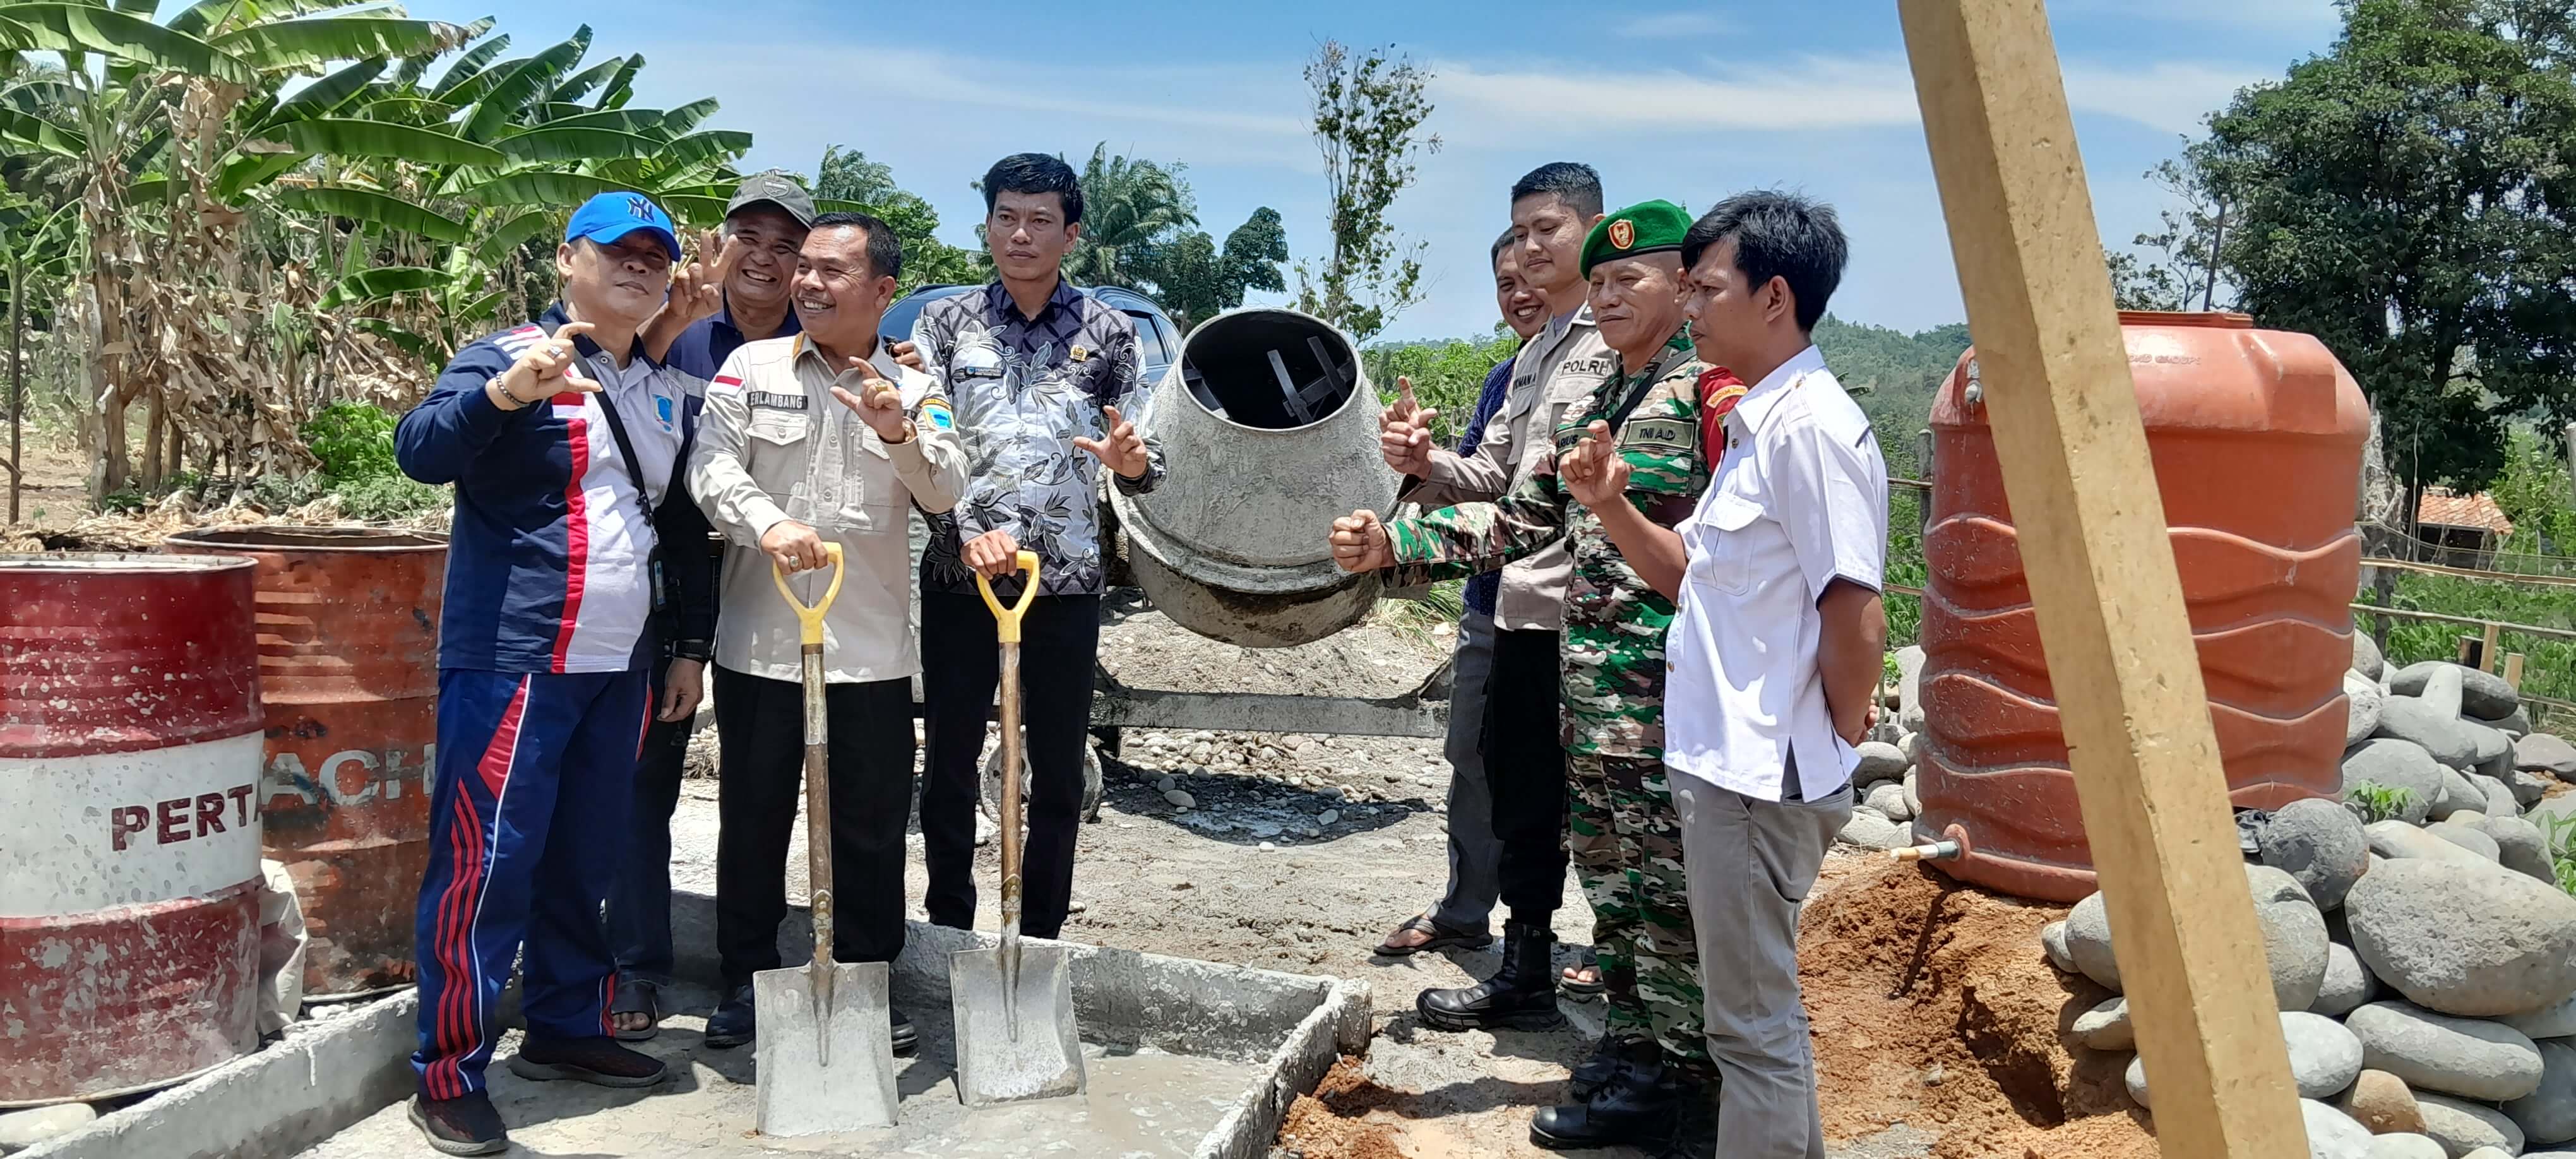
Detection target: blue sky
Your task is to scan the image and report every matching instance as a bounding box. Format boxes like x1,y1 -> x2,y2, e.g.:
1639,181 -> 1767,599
404,0 -> 2347,341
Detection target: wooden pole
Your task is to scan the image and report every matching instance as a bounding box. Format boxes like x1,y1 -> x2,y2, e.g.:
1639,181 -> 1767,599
2506,653 -> 2527,693
1896,3 -> 2307,1155
2483,622 -> 2503,675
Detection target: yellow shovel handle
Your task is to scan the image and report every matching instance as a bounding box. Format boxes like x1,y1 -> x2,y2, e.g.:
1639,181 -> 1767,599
770,542 -> 846,647
974,550 -> 1042,644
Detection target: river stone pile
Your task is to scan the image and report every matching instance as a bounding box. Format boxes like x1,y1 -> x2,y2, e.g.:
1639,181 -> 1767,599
1834,646 -> 1930,852
2025,645 -> 2576,1158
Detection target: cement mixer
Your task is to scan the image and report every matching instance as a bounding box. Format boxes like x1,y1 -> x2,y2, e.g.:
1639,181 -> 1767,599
1112,307 -> 1398,648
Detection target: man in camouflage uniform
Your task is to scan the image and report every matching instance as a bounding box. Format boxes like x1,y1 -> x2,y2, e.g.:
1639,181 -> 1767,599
1330,201 -> 1726,1155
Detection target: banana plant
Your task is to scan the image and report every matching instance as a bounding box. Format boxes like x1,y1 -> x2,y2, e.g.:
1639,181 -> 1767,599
0,2 -> 755,498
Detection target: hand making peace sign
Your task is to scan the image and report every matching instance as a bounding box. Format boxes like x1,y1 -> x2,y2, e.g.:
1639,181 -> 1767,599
669,228 -> 744,325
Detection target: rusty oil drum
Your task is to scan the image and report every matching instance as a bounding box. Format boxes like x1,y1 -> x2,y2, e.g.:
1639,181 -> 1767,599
0,552 -> 265,1105
164,526 -> 446,999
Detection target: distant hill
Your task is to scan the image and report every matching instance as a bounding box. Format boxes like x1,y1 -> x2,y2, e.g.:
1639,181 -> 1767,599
1813,315 -> 1970,474
1815,316 -> 1971,397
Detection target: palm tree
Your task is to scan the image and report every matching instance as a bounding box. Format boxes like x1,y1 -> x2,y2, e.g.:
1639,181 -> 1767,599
1064,143 -> 1195,291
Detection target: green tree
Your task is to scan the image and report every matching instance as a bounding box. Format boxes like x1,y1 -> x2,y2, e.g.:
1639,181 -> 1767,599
0,6 -> 754,496
1064,143 -> 1194,290
2181,0 -> 2576,504
813,145 -> 897,204
1293,40 -> 1438,342
810,145 -> 984,293
1136,206 -> 1287,332
2108,153 -> 2231,312
1363,326 -> 1517,446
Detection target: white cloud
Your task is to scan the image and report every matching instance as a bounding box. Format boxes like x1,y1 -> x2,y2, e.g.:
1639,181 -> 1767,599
2057,0 -> 2339,32
2061,60 -> 2272,136
1424,52 -> 2271,145
1611,11 -> 1732,38
1424,56 -> 1923,145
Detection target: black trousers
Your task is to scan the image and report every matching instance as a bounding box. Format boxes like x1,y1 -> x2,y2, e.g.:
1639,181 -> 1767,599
1487,627 -> 1570,925
606,682 -> 690,987
920,591 -> 1100,940
713,665 -> 915,989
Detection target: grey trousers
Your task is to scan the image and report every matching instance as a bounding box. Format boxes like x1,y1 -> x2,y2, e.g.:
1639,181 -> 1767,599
1429,610 -> 1503,934
1673,770 -> 1854,1159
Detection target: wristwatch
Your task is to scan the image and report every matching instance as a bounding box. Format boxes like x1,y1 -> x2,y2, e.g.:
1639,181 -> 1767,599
672,639 -> 715,663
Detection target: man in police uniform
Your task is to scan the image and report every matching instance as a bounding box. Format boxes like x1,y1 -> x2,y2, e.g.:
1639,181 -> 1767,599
1377,161 -> 1617,1012
686,213 -> 968,1052
1333,201 -> 1722,1154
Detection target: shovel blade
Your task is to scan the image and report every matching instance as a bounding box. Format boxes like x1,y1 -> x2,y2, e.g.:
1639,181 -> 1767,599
753,961 -> 899,1134
948,944 -> 1085,1107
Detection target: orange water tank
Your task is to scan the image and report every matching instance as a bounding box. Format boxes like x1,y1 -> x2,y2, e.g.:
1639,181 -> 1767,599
1919,311 -> 2370,903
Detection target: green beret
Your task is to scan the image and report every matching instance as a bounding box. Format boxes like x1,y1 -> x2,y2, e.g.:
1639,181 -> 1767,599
1581,199 -> 1692,277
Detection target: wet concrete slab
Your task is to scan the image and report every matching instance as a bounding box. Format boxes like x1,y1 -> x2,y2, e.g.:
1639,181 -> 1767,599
296,989 -> 1265,1158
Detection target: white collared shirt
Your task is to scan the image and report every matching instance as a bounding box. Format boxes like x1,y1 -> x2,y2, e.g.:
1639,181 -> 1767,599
1664,344 -> 1888,802
587,347 -> 686,507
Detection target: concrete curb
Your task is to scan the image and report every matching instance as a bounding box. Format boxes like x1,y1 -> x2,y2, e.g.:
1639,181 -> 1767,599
20,991 -> 415,1159
31,889 -> 1363,1159
1196,976 -> 1371,1159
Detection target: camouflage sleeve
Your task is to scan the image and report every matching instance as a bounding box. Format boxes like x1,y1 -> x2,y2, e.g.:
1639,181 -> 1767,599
1380,461 -> 1569,586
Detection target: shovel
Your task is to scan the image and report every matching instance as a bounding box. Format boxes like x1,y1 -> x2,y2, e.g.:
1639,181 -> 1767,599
754,542 -> 901,1134
950,550 -> 1087,1107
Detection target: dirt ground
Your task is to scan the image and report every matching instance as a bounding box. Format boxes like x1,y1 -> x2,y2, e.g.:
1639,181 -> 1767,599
3,437 -> 88,530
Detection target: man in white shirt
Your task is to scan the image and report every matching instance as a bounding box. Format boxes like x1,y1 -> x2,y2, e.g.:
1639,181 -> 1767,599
686,212 -> 968,1055
1563,191 -> 1886,1158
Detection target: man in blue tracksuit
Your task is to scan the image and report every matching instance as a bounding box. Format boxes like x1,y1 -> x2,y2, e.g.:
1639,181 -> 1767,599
394,192 -> 715,1156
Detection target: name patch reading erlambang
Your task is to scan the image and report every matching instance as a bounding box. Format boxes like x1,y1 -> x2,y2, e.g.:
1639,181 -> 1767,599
746,391 -> 808,411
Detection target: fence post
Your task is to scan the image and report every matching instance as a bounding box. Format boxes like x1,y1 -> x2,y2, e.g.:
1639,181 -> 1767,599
2505,653 -> 2526,693
1916,427 -> 1935,540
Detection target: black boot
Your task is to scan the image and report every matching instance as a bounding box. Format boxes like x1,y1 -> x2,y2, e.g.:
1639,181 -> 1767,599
1568,1033 -> 1630,1100
1529,1040 -> 1700,1151
1660,1072 -> 1720,1159
1417,922 -> 1563,1031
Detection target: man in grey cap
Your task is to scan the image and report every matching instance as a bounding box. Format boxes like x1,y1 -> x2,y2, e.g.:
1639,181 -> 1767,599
648,170 -> 818,378
607,170 -> 816,1040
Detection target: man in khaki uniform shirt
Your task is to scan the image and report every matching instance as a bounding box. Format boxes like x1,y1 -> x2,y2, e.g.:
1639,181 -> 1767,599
686,212 -> 967,1054
1380,162 -> 1618,1033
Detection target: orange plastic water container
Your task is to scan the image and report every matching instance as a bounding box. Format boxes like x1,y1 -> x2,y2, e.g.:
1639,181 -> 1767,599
1918,311 -> 2369,902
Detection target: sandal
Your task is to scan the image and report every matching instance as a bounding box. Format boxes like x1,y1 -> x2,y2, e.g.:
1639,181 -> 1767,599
609,977 -> 661,1042
1559,954 -> 1606,997
1375,913 -> 1491,957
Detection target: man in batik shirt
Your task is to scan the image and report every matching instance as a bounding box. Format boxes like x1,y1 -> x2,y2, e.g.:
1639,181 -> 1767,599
910,152 -> 1166,941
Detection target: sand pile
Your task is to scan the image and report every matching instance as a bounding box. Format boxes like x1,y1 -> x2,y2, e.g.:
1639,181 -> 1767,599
1805,856 -> 2157,1159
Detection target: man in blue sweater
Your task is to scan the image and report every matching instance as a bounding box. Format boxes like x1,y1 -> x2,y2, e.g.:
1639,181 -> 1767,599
393,192 -> 715,1156
1374,225 -> 1549,957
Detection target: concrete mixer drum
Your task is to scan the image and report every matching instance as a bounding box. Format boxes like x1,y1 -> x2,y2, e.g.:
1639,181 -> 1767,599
1112,307 -> 1398,648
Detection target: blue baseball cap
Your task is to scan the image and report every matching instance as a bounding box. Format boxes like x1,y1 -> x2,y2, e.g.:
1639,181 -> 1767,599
564,191 -> 679,261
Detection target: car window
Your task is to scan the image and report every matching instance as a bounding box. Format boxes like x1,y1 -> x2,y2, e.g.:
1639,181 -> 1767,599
1126,311 -> 1171,367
